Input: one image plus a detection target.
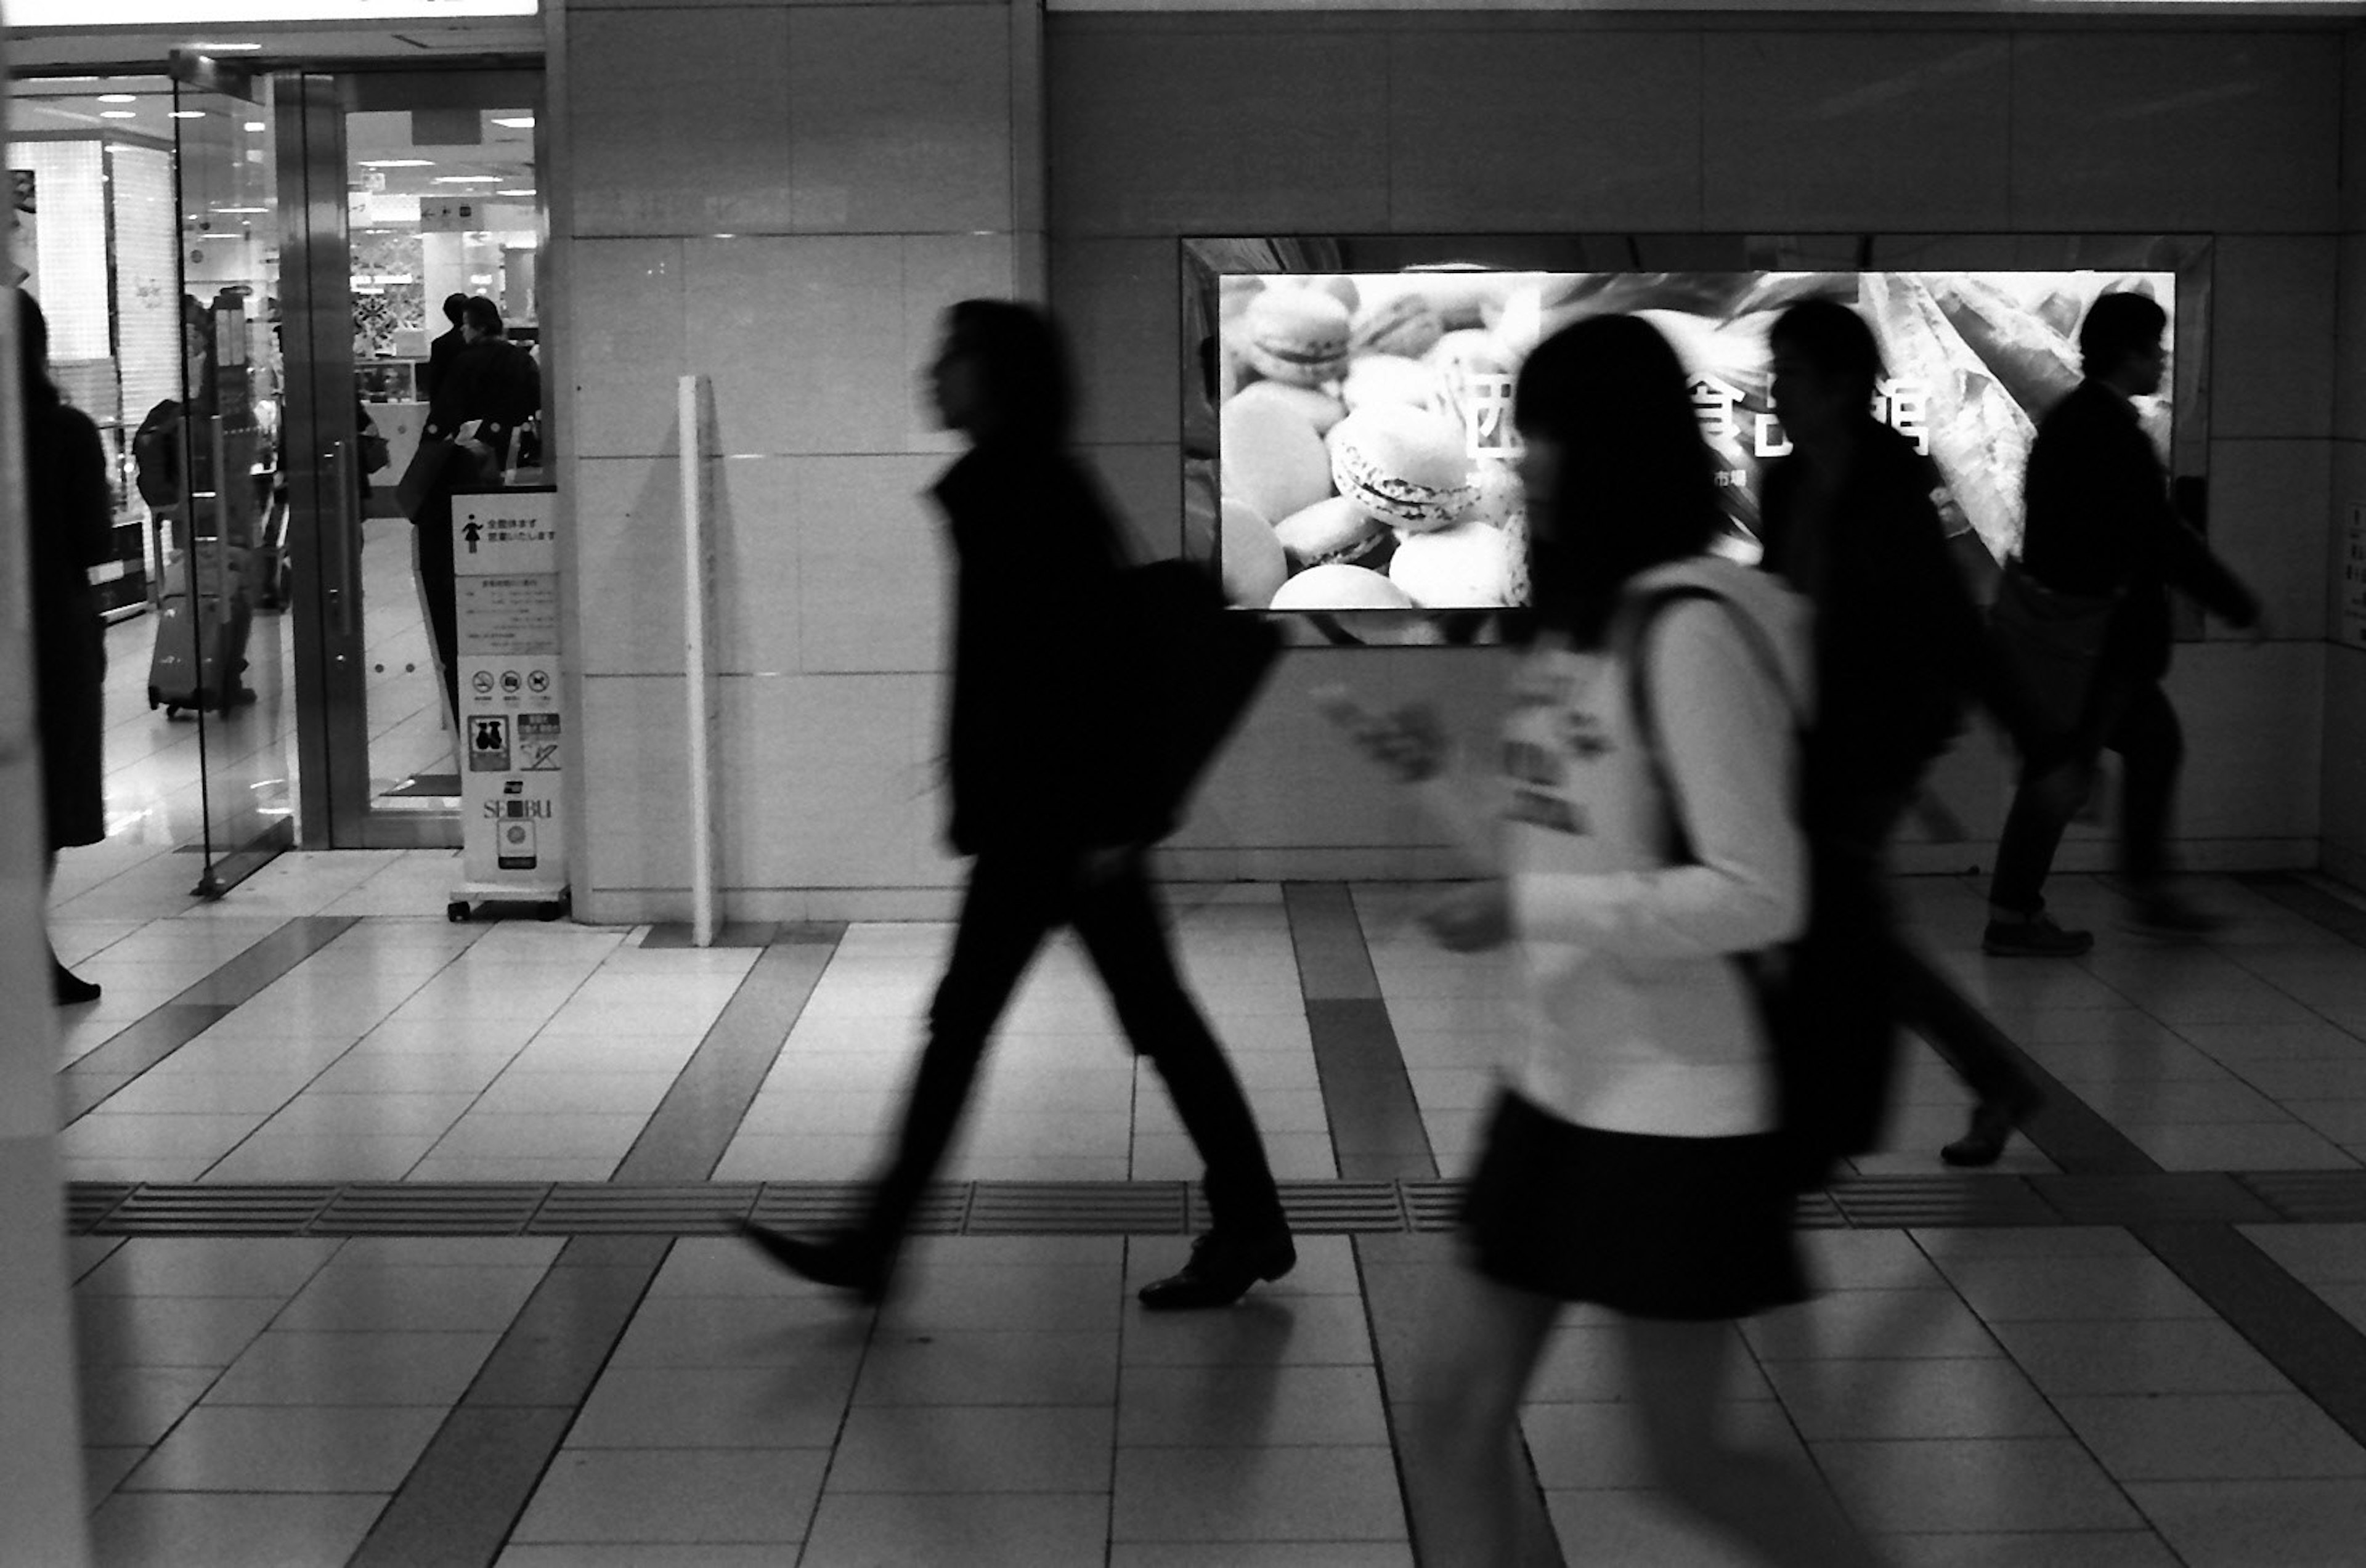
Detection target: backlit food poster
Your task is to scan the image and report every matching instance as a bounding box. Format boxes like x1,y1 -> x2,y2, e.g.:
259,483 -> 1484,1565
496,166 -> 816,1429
1206,270 -> 2174,615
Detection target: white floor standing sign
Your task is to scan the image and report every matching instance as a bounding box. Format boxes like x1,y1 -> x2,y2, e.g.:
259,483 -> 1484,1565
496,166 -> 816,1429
449,488 -> 568,920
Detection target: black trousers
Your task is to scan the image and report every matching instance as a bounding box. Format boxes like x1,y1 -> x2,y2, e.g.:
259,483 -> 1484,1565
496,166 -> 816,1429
413,495 -> 460,730
1990,675 -> 2184,914
861,847 -> 1285,1246
1798,790 -> 2038,1160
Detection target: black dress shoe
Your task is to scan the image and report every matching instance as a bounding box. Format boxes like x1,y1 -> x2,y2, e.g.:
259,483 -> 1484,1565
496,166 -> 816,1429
728,1218 -> 890,1305
1941,1102 -> 2018,1168
1137,1227 -> 1296,1311
52,964 -> 100,1006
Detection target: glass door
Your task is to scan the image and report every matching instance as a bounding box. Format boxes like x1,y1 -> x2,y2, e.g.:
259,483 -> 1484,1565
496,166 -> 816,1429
276,70 -> 542,848
166,59 -> 293,894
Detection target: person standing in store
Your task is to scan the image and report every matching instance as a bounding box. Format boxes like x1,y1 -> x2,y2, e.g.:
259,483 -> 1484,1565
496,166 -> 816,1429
421,291 -> 468,403
731,299 -> 1295,1312
1330,315 -> 1877,1567
17,290 -> 112,1005
405,295 -> 540,728
1985,291 -> 2262,953
1757,299 -> 2059,1168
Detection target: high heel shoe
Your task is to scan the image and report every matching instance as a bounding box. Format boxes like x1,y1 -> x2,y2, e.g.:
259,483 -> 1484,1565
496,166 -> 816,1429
52,963 -> 100,1005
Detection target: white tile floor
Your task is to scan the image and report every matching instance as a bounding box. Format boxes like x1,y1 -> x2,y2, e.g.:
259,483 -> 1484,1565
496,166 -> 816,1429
30,847 -> 2366,1564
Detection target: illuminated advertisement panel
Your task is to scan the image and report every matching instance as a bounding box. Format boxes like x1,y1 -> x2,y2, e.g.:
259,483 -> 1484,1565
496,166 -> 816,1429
1184,238 -> 2209,637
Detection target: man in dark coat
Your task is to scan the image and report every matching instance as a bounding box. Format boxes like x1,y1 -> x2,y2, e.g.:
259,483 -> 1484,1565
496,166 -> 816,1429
409,296 -> 541,725
1986,291 -> 2261,951
1758,298 -> 2056,1169
20,290 -> 113,1003
420,292 -> 467,402
733,300 -> 1293,1310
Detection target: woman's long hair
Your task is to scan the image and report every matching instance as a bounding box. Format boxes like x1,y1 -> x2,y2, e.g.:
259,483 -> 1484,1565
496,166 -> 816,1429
1513,314 -> 1723,648
945,298 -> 1075,447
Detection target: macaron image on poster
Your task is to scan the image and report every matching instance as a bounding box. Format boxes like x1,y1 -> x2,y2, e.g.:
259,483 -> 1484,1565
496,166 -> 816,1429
1209,267 -> 2175,616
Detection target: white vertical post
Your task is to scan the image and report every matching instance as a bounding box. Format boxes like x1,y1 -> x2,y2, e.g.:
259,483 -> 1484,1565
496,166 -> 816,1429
680,375 -> 720,947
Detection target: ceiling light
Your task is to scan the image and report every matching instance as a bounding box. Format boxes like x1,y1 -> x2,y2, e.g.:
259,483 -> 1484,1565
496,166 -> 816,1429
214,206 -> 268,214
490,115 -> 534,129
433,176 -> 501,184
97,93 -> 135,104
189,42 -> 262,52
497,189 -> 537,197
171,110 -> 205,120
100,111 -> 136,120
245,121 -> 266,132
359,158 -> 432,168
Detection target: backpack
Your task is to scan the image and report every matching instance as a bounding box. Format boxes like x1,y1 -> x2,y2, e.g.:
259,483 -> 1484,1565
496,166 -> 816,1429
1112,559 -> 1283,842
1619,582 -> 1868,1191
131,399 -> 214,508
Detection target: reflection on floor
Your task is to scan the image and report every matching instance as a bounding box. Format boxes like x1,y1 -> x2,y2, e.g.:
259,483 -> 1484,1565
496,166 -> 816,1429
43,860 -> 2366,1566
68,518 -> 456,909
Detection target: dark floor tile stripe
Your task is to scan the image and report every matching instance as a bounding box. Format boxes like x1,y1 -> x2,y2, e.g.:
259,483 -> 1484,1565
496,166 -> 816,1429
61,916 -> 365,1121
57,1005 -> 234,1121
2238,872 -> 2366,947
1355,1232 -> 1569,1568
611,934 -> 844,1182
1283,882 -> 1382,1001
346,1407 -> 575,1568
1286,885 -> 1437,1181
174,914 -> 362,1007
2137,1221 -> 2366,1452
352,1236 -> 669,1567
1910,1005 -> 2161,1179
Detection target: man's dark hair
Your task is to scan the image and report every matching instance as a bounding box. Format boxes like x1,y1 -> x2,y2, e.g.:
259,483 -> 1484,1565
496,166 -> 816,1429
442,292 -> 469,325
944,298 -> 1073,445
1513,313 -> 1724,648
460,296 -> 505,336
1770,297 -> 1884,408
2078,291 -> 2167,378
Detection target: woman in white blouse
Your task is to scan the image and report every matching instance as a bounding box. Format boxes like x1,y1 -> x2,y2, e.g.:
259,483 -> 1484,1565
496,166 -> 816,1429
1335,314 -> 1882,1567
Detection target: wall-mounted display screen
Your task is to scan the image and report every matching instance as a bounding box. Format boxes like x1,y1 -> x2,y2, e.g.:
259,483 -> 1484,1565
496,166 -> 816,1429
1202,266 -> 2174,617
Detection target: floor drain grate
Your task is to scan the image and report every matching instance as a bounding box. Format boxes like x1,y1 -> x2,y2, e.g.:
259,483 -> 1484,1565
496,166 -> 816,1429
1828,1176 -> 2060,1230
1279,1180 -> 1408,1232
57,1174 -> 2366,1238
94,1184 -> 337,1235
969,1182 -> 1187,1235
533,1184 -> 763,1234
314,1184 -> 547,1235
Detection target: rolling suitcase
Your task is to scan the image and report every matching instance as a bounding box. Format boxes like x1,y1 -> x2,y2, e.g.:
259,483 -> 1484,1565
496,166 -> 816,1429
147,544 -> 253,717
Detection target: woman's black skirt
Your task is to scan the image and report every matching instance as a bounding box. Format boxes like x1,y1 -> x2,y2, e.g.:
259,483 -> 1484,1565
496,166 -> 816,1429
1459,1087 -> 1810,1322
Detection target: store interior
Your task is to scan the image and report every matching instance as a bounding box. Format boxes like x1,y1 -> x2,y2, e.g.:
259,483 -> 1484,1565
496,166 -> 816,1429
8,72 -> 540,896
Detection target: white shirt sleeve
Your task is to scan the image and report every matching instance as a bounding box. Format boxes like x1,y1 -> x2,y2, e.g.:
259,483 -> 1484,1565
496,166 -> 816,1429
1511,600 -> 1805,959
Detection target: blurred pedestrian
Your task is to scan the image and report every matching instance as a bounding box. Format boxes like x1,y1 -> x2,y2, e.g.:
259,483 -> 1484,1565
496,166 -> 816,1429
733,300 -> 1293,1310
18,290 -> 112,1004
1759,298 -> 2050,1167
1333,314 -> 1877,1566
1986,290 -> 2262,952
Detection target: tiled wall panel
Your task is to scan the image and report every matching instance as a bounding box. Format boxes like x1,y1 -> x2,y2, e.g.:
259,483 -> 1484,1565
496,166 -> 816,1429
786,6 -> 1015,234
2209,236 -> 2338,441
567,7 -> 794,235
1702,32 -> 2014,232
2007,32 -> 2339,233
2328,646 -> 2366,872
2338,235 -> 2366,444
567,238 -> 686,461
1047,29 -> 1392,238
2165,643 -> 2323,842
1386,30 -> 1705,234
2207,439 -> 2333,644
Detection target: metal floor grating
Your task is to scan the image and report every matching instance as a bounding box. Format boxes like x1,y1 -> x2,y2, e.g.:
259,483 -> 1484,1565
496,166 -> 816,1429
60,1172 -> 2366,1238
